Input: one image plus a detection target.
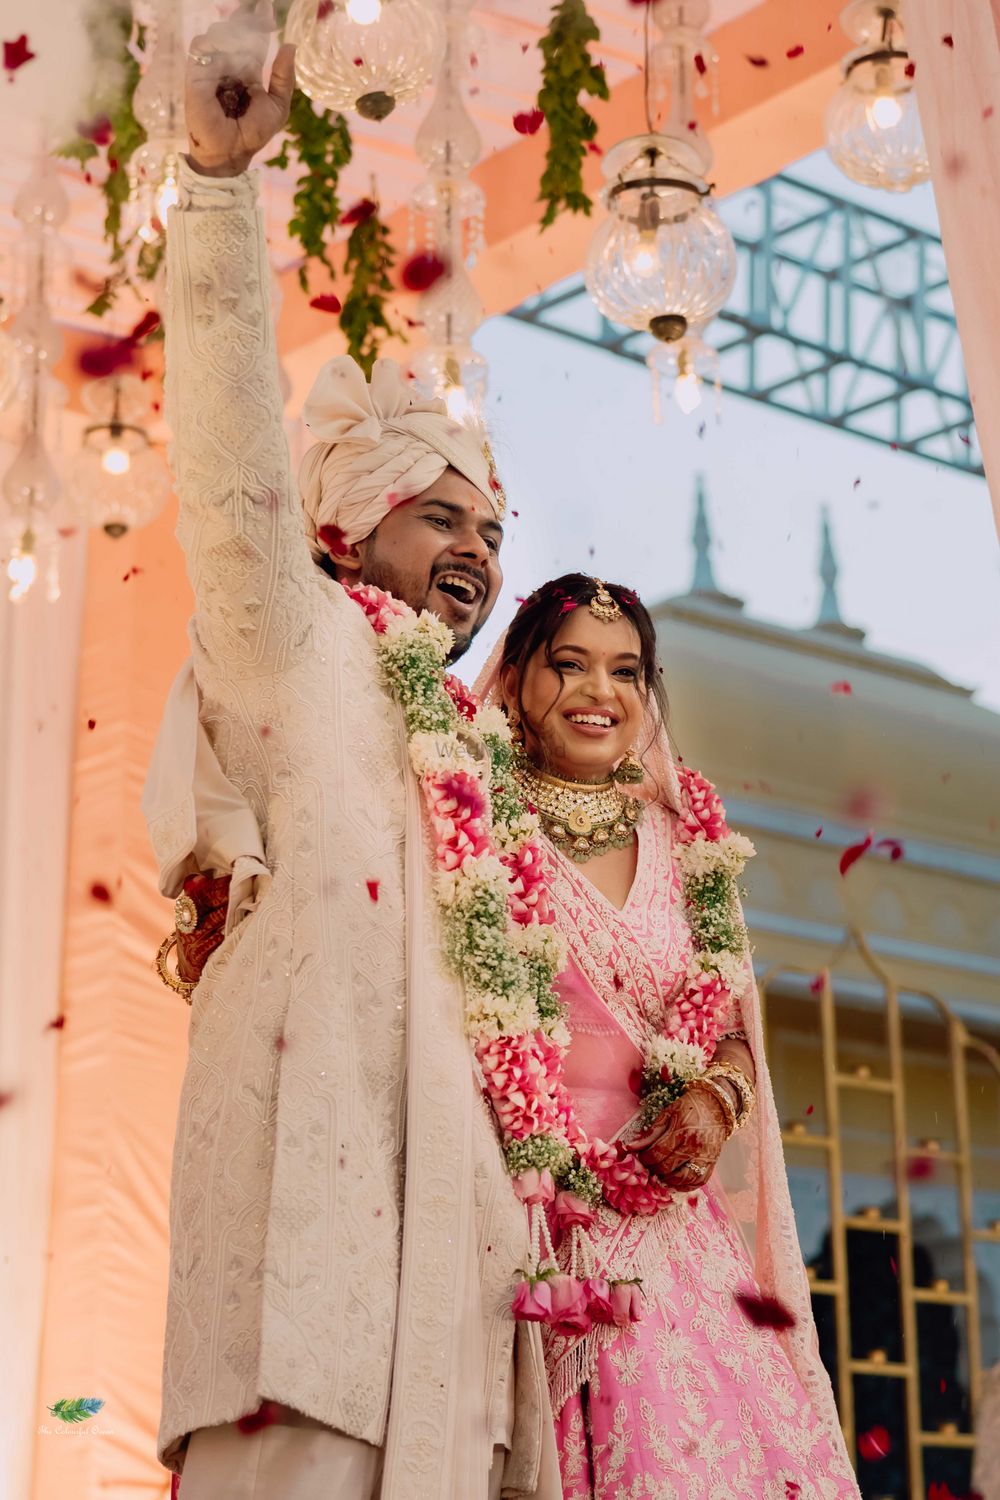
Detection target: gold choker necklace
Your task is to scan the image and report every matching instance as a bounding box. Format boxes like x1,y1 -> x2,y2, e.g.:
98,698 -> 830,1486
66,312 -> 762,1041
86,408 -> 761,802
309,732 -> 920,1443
513,756 -> 644,862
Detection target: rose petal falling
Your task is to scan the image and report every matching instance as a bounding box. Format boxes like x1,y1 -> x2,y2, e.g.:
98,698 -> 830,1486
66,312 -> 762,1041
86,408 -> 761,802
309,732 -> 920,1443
341,197 -> 377,226
366,879 -> 380,903
513,108 -> 545,135
400,251 -> 447,293
90,882 -> 112,904
745,54 -> 769,67
309,294 -> 342,314
3,34 -> 35,76
839,834 -> 873,877
857,1425 -> 891,1461
734,1289 -> 796,1329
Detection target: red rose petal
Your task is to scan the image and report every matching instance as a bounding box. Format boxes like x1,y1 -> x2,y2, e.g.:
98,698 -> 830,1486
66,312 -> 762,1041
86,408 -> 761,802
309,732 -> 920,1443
3,34 -> 35,75
46,1014 -> 66,1030
275,1033 -> 286,1051
309,293 -> 342,313
513,108 -> 544,136
809,975 -> 823,994
79,339 -> 137,378
814,826 -> 823,838
941,34 -> 954,48
905,60 -> 916,78
805,1104 -> 814,1115
786,1484 -> 801,1499
586,141 -> 603,155
366,879 -> 380,903
87,718 -> 96,731
78,113 -> 113,146
984,105 -> 994,120
340,197 -> 377,226
786,44 -> 804,59
236,1401 -> 281,1435
734,1289 -> 796,1329
559,600 -> 578,613
90,882 -> 112,904
831,680 -> 852,694
400,251 -> 447,293
857,1425 -> 891,1461
839,834 -> 873,877
745,54 -> 770,67
317,523 -> 349,555
907,1154 -> 935,1180
129,310 -> 161,343
317,0 -> 333,15
876,837 -> 904,862
693,52 -> 707,75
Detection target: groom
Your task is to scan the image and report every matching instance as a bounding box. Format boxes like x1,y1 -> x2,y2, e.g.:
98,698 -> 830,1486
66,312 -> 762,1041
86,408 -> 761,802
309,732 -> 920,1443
149,6 -> 559,1498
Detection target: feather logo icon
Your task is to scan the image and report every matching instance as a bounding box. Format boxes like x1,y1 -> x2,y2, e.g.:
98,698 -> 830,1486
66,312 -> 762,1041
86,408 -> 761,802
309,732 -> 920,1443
47,1398 -> 105,1424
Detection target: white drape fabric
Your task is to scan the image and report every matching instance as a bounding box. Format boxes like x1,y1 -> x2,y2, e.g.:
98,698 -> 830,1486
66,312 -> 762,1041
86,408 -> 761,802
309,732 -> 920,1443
0,534 -> 87,1500
908,0 -> 1000,540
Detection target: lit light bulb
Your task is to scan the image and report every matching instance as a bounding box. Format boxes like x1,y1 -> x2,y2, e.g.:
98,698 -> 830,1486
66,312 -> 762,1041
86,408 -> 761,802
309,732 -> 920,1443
444,382 -> 471,422
7,545 -> 37,602
674,369 -> 703,416
155,171 -> 179,223
866,92 -> 903,131
345,0 -> 382,23
627,236 -> 658,276
101,445 -> 131,476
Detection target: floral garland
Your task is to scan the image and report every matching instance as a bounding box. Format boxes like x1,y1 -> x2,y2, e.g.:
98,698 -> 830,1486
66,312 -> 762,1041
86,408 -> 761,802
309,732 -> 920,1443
343,581 -> 755,1328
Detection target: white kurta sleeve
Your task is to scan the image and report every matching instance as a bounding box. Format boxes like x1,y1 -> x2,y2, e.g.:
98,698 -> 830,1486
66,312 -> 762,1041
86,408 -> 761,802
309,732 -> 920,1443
163,156 -> 317,676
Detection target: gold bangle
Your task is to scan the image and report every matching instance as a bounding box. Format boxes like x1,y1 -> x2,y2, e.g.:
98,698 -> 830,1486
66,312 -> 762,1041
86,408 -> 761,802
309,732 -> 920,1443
691,1075 -> 738,1138
706,1061 -> 755,1129
155,932 -> 195,1004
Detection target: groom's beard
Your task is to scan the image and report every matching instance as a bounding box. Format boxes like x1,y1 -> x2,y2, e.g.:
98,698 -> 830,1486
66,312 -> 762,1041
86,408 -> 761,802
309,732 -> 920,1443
358,556 -> 490,663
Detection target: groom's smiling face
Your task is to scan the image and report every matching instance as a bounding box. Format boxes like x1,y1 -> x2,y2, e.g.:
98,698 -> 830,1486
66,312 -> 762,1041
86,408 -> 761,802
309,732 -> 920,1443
336,468 -> 504,661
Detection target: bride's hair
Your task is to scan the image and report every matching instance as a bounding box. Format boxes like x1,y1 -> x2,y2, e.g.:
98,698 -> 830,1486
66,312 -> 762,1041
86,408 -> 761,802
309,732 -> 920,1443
498,573 -> 670,745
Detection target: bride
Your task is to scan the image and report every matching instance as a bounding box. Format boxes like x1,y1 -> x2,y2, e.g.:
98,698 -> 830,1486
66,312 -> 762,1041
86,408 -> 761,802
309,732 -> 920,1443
475,572 -> 860,1500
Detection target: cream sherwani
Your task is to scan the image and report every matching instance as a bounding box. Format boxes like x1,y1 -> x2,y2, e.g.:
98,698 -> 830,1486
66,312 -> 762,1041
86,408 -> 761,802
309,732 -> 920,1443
153,160 -> 556,1498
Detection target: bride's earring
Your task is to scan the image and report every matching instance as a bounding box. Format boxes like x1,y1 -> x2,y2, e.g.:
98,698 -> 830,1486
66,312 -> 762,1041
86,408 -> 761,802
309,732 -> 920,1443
613,745 -> 645,785
508,709 -> 525,748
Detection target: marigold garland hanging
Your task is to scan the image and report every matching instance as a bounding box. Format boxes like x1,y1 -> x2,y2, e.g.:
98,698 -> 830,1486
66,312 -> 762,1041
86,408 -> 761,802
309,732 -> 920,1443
536,0 -> 609,229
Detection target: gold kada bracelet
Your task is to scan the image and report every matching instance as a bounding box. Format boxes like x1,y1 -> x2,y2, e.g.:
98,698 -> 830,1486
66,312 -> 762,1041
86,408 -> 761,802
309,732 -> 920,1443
155,932 -> 195,1004
706,1060 -> 756,1130
692,1075 -> 738,1138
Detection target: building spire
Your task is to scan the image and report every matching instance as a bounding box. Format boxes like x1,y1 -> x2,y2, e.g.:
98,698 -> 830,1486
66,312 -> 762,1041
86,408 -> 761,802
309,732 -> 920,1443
816,506 -> 843,628
814,505 -> 866,641
690,474 -> 719,594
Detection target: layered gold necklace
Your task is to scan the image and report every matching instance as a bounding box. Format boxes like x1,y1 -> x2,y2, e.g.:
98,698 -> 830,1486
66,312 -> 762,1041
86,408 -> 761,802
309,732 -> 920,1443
512,755 -> 644,862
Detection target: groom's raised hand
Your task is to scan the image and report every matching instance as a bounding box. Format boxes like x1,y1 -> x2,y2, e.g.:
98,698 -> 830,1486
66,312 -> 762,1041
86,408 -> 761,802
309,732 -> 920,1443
186,0 -> 295,178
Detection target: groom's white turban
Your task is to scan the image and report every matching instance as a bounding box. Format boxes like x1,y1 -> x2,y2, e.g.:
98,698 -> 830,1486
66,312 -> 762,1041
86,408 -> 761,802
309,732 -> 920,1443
298,356 -> 506,561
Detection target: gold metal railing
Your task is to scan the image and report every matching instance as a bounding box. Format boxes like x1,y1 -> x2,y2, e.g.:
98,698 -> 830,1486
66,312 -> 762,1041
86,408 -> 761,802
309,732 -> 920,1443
760,926 -> 1000,1496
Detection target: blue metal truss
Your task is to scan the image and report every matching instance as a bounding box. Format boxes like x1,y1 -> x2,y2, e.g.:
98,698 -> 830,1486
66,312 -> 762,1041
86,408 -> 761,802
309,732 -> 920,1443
506,173 -> 983,478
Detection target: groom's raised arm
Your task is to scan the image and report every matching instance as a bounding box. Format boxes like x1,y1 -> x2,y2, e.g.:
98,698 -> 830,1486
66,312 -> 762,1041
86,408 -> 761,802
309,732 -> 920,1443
163,12 -> 312,675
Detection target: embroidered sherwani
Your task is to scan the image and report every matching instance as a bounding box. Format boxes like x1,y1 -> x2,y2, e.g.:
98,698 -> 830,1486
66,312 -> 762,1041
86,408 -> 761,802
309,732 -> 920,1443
542,805 -> 861,1499
152,160 -> 554,1498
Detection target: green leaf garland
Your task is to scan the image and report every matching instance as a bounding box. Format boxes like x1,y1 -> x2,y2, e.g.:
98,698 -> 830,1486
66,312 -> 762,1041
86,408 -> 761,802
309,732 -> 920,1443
58,3 -> 151,315
536,0 -> 609,230
339,208 -> 400,377
264,90 -> 352,294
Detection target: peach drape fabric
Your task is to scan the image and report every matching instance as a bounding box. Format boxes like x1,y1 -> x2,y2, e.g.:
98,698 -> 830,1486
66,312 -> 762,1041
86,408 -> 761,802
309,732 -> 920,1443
0,533 -> 86,1500
27,506 -> 193,1500
908,0 -> 1000,541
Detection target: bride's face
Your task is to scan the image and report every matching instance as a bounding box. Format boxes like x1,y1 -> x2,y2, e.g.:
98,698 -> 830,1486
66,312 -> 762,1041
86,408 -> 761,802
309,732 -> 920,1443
504,608 -> 646,781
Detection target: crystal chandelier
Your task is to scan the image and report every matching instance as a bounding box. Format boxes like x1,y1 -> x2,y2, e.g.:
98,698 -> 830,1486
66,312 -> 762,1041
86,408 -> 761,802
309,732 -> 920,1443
71,374 -> 170,538
1,159 -> 68,604
826,1 -> 929,192
406,0 -> 487,424
285,0 -> 445,120
127,0 -> 186,253
585,1 -> 735,402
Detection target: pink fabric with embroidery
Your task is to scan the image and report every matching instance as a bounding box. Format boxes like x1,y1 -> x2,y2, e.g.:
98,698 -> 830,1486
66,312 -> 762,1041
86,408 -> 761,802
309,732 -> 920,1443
541,806 -> 860,1498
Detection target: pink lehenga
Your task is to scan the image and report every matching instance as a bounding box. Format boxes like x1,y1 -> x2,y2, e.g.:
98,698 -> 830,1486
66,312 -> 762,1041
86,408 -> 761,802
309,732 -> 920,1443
541,802 -> 861,1499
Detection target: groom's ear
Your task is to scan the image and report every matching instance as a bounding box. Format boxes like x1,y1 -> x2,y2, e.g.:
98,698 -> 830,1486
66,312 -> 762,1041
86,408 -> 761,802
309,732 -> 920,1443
331,544 -> 363,578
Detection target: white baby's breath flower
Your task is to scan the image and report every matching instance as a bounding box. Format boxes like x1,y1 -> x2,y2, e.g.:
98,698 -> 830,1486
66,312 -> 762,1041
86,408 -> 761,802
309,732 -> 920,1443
519,922 -> 568,970
464,985 -> 537,1040
473,705 -> 511,740
706,949 -> 748,991
409,731 -> 464,778
645,1036 -> 708,1081
543,1015 -> 572,1049
413,610 -> 454,657
717,832 -> 756,872
675,837 -> 726,880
